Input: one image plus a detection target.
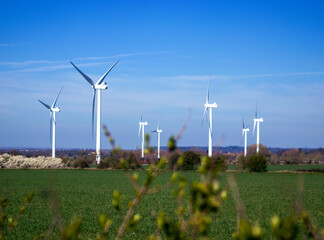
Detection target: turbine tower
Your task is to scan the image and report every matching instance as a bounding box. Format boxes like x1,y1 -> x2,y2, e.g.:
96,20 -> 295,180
70,60 -> 119,164
38,88 -> 62,158
203,81 -> 217,157
253,103 -> 263,153
138,114 -> 148,159
152,122 -> 162,159
242,117 -> 250,157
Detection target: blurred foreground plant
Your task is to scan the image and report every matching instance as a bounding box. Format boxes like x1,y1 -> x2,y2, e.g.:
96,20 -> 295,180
8,119 -> 324,240
0,191 -> 34,239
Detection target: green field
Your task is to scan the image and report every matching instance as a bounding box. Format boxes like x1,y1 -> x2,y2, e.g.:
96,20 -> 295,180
0,169 -> 324,239
227,164 -> 324,171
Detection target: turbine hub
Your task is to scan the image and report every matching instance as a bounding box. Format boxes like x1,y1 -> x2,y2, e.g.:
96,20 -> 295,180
51,107 -> 60,112
95,83 -> 108,90
204,103 -> 217,108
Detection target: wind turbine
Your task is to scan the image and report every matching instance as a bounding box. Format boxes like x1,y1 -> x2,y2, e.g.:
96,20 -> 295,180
70,60 -> 119,164
151,122 -> 162,159
38,88 -> 62,158
242,117 -> 250,157
138,114 -> 148,159
253,103 -> 264,153
203,81 -> 217,157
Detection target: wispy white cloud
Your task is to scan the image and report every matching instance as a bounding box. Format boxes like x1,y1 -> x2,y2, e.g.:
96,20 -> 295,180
0,43 -> 15,47
6,61 -> 116,73
0,60 -> 65,66
162,72 -> 324,82
0,51 -> 167,67
74,51 -> 168,61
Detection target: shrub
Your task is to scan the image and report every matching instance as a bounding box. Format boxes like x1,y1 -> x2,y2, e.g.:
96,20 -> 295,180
247,153 -> 267,172
167,152 -> 181,170
0,154 -> 66,169
98,152 -> 141,170
98,155 -> 119,169
238,155 -> 248,170
124,152 -> 141,169
61,157 -> 72,167
73,159 -> 89,169
178,151 -> 201,170
212,154 -> 228,171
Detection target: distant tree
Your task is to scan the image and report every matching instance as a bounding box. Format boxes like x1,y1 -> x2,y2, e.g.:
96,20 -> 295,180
10,149 -> 19,156
313,152 -> 324,164
280,149 -> 302,164
270,154 -> 279,165
247,144 -> 271,160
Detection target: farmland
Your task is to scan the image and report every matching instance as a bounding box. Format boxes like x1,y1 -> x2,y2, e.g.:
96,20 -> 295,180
0,168 -> 324,239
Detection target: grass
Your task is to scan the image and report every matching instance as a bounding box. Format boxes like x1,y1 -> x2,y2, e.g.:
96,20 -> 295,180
0,169 -> 323,239
227,164 -> 324,171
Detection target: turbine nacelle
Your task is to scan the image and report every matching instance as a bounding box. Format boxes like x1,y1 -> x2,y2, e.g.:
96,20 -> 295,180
242,127 -> 249,136
253,118 -> 263,122
204,102 -> 217,108
139,121 -> 148,126
51,107 -> 60,112
157,129 -> 162,133
253,118 -> 264,134
95,83 -> 108,90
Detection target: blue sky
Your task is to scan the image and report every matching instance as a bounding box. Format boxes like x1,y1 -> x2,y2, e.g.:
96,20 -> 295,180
0,0 -> 324,149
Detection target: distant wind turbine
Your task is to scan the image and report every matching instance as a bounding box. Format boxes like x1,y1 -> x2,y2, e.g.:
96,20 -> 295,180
241,116 -> 250,157
70,60 -> 119,164
253,102 -> 263,153
38,88 -> 63,158
151,122 -> 162,159
138,114 -> 148,159
202,80 -> 217,157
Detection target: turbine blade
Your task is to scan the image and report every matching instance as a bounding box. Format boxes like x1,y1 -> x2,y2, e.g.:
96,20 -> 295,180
141,106 -> 143,122
253,120 -> 256,135
70,61 -> 95,87
207,80 -> 210,104
201,107 -> 208,126
151,130 -> 157,133
39,100 -> 51,110
242,115 -> 245,129
50,112 -> 53,144
96,59 -> 120,85
255,101 -> 258,118
52,87 -> 63,108
138,124 -> 142,138
240,132 -> 243,147
92,89 -> 96,138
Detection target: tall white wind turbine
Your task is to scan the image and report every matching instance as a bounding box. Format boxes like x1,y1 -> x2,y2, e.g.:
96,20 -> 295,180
253,103 -> 263,153
242,117 -> 250,157
138,114 -> 148,159
38,88 -> 63,158
70,60 -> 119,164
202,81 -> 217,157
152,122 -> 162,159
